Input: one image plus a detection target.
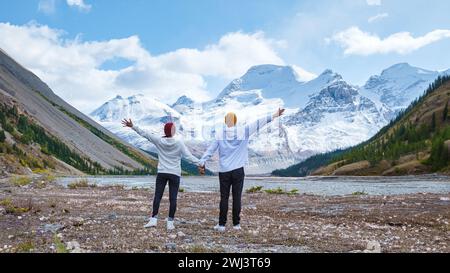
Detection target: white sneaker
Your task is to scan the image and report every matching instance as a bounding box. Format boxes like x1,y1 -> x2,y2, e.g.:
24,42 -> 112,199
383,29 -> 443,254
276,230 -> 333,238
167,220 -> 175,231
233,224 -> 242,231
214,224 -> 226,232
144,217 -> 158,228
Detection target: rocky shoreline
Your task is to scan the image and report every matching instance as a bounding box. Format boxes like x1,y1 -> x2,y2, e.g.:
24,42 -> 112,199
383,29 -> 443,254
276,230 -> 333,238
0,176 -> 449,253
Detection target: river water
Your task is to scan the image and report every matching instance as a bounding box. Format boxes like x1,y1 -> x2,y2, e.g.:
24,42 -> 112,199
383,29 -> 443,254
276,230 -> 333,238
56,175 -> 450,196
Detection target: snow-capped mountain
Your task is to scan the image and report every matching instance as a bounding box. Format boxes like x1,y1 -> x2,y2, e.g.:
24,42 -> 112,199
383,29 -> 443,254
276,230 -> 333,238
171,95 -> 194,114
287,80 -> 381,126
284,80 -> 386,155
360,63 -> 444,120
90,94 -> 183,153
90,63 -> 449,174
216,65 -> 344,109
91,94 -> 180,125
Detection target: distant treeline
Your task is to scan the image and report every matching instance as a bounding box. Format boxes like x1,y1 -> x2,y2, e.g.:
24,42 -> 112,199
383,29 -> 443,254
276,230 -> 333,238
272,149 -> 346,177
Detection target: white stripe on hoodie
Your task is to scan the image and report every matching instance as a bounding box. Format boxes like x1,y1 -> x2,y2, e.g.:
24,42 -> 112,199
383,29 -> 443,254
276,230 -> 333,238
132,126 -> 200,177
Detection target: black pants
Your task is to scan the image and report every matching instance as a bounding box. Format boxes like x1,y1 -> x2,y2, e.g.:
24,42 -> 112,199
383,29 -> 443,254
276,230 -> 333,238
218,167 -> 245,226
152,173 -> 180,220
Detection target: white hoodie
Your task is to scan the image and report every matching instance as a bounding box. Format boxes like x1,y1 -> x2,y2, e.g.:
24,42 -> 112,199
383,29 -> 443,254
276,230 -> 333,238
132,126 -> 200,177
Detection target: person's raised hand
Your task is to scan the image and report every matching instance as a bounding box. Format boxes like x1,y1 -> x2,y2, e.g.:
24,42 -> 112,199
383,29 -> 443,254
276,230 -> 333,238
274,108 -> 286,118
121,118 -> 133,128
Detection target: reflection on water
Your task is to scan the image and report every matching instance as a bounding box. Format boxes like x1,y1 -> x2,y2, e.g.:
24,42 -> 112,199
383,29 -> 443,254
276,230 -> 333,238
56,175 -> 450,196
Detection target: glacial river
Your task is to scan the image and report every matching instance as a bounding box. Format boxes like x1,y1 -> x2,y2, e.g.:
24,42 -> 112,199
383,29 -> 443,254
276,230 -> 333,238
56,175 -> 450,196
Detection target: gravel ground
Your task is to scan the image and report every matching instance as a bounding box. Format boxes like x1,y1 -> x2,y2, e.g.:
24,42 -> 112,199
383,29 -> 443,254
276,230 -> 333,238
0,177 -> 449,253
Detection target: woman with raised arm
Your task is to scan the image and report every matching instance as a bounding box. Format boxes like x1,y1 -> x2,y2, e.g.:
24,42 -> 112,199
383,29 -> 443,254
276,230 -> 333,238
122,119 -> 201,231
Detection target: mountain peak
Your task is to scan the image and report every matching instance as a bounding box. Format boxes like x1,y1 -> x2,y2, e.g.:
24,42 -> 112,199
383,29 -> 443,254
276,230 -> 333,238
317,69 -> 343,82
443,68 -> 450,76
172,95 -> 194,107
112,94 -> 145,101
390,62 -> 411,68
320,69 -> 334,75
382,63 -> 412,73
246,64 -> 289,73
381,63 -> 434,78
91,93 -> 180,123
361,63 -> 441,113
216,64 -> 300,99
241,64 -> 297,82
129,94 -> 144,99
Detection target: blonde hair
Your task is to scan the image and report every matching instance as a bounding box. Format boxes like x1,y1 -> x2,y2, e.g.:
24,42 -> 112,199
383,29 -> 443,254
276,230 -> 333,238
225,112 -> 237,126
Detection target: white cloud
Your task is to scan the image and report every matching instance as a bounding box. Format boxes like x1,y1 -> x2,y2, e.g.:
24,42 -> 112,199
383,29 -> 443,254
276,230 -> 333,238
292,65 -> 317,81
368,13 -> 388,23
366,0 -> 381,6
38,0 -> 56,14
155,32 -> 286,79
66,0 -> 91,12
329,26 -> 450,56
0,22 -> 311,113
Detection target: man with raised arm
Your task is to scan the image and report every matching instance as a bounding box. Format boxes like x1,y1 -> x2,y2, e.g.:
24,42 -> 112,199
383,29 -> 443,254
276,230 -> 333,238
199,108 -> 285,232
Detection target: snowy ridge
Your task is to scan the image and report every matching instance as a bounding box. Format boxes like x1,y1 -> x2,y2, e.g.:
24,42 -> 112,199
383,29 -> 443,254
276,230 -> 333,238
90,63 -> 449,174
91,94 -> 181,125
360,63 -> 443,120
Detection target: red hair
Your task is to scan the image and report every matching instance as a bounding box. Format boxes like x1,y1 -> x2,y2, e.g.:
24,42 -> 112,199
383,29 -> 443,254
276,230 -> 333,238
164,122 -> 175,138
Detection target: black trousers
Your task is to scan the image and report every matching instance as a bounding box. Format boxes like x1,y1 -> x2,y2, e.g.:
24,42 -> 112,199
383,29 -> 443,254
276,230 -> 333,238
152,173 -> 180,220
218,167 -> 245,226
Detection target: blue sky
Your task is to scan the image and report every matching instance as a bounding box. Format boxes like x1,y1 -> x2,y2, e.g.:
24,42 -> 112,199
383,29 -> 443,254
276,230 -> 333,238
0,0 -> 450,112
1,0 -> 299,53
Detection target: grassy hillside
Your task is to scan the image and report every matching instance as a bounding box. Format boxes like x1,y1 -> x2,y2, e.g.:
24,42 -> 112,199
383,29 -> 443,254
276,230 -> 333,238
273,75 -> 450,177
0,102 -> 153,175
34,91 -> 158,173
0,48 -> 160,174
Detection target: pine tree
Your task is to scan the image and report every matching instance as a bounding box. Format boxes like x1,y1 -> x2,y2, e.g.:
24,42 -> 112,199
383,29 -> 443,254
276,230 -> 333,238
0,130 -> 5,143
3,122 -> 14,133
431,112 -> 437,132
443,101 -> 449,122
0,111 -> 5,127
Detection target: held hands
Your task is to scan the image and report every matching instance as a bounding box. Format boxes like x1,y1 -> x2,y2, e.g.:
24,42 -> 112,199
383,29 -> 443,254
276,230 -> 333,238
273,108 -> 286,119
121,118 -> 133,128
198,165 -> 206,176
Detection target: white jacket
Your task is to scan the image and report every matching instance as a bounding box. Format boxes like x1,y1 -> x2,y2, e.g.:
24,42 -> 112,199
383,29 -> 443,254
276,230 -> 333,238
199,114 -> 273,173
133,126 -> 200,177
